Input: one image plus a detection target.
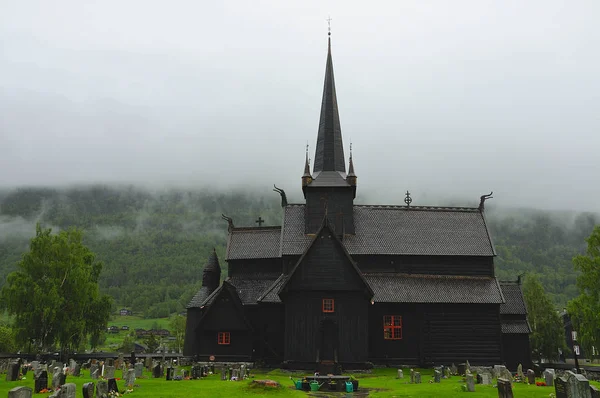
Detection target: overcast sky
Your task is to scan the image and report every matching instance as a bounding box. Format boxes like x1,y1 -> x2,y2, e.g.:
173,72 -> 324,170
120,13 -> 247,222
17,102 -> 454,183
1,1 -> 598,211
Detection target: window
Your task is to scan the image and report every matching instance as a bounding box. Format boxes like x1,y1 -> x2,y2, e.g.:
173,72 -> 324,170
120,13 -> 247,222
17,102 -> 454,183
383,315 -> 402,340
218,332 -> 230,345
322,298 -> 334,313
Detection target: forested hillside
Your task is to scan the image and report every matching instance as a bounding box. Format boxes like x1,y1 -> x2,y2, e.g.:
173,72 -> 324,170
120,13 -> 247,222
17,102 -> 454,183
0,185 -> 597,316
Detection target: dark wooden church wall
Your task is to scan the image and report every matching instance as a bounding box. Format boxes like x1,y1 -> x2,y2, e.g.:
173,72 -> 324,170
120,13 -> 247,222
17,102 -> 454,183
284,292 -> 369,364
228,258 -> 282,278
183,308 -> 202,356
502,334 -> 531,371
196,330 -> 253,361
255,304 -> 285,363
304,187 -> 355,234
355,255 -> 495,276
421,304 -> 502,365
368,303 -> 421,364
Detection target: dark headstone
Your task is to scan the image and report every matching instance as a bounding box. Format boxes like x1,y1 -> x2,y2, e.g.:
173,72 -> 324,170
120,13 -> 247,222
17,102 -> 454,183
21,366 -> 28,377
152,363 -> 162,378
8,386 -> 33,398
590,385 -> 600,398
6,362 -> 20,381
82,382 -> 95,398
34,370 -> 48,393
434,370 -> 441,383
166,367 -> 174,381
458,363 -> 466,376
107,378 -> 118,394
555,376 -> 568,398
497,378 -> 514,398
476,373 -> 482,384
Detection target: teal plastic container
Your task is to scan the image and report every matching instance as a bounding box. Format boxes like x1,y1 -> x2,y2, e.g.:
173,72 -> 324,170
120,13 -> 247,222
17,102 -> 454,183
345,381 -> 354,393
294,380 -> 302,390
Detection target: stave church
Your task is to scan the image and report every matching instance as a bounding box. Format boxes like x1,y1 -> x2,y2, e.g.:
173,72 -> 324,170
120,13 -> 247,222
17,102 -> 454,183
183,34 -> 531,370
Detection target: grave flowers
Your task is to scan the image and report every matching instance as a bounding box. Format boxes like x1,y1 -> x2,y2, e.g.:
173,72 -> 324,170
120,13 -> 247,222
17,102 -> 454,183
535,381 -> 546,386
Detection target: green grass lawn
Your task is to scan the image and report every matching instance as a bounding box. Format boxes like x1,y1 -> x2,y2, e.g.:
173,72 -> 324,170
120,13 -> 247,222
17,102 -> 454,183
2,367 -> 599,397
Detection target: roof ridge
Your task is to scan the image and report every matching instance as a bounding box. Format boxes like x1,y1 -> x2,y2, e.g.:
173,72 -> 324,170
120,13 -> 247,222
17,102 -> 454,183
355,204 -> 480,212
231,226 -> 281,232
364,273 -> 494,280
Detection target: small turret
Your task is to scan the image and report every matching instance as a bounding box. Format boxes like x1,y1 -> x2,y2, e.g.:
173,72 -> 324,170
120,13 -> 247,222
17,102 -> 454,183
302,145 -> 313,187
202,248 -> 221,294
346,144 -> 357,187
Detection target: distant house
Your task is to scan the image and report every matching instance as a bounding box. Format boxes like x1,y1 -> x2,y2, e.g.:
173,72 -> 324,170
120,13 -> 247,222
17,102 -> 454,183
133,342 -> 148,353
135,328 -> 170,337
108,326 -> 120,334
121,326 -> 130,331
120,308 -> 133,316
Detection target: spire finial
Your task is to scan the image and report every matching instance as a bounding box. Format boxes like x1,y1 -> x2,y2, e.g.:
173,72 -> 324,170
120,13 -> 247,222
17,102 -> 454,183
327,16 -> 332,36
404,191 -> 413,208
349,141 -> 352,159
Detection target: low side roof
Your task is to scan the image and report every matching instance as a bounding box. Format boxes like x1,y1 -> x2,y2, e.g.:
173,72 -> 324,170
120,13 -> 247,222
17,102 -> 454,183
187,286 -> 212,309
499,282 -> 528,315
364,274 -> 505,304
226,226 -> 281,260
281,205 -> 496,257
501,319 -> 532,334
228,276 -> 279,305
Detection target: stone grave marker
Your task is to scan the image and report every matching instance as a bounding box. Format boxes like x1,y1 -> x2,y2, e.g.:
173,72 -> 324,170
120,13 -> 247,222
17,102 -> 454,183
527,369 -> 536,384
166,367 -> 174,380
96,380 -> 108,398
544,369 -> 555,387
82,382 -> 94,398
451,363 -> 458,375
410,369 -> 415,383
60,383 -> 76,398
434,370 -> 441,383
481,373 -> 491,385
104,365 -> 115,379
414,371 -> 421,384
90,364 -> 98,378
466,374 -> 475,392
72,363 -> 81,377
444,367 -> 451,378
240,364 -> 246,380
134,363 -> 143,378
152,363 -> 162,378
6,362 -> 20,381
126,369 -> 136,388
8,386 -> 33,398
91,369 -> 99,380
567,372 -> 591,398
221,367 -> 227,381
517,364 -> 524,378
458,363 -> 467,376
34,370 -> 48,393
52,367 -> 63,389
554,375 -> 568,398
107,378 -> 118,394
590,385 -> 600,398
145,357 -> 152,371
397,369 -> 403,379
497,378 -> 514,398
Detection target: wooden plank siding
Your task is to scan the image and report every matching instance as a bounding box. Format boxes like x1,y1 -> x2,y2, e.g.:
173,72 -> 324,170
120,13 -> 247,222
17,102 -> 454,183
356,255 -> 495,277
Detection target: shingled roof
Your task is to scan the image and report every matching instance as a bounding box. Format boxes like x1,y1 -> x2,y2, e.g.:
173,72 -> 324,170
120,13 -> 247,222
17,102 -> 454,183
257,275 -> 286,303
226,226 -> 281,260
228,276 -> 279,305
499,282 -> 528,315
501,320 -> 531,334
187,286 -> 212,309
364,274 -> 505,304
280,204 -> 495,257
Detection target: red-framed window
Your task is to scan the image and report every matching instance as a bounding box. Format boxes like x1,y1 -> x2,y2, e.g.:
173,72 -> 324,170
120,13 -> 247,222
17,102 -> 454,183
322,298 -> 334,313
218,332 -> 230,345
383,315 -> 402,340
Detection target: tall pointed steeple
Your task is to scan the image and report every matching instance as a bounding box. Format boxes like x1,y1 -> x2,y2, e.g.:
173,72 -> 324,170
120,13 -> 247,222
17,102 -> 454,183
313,36 -> 346,175
302,144 -> 312,186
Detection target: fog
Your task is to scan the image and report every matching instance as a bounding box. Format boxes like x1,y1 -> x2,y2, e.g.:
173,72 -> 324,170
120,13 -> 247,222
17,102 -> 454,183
1,0 -> 599,212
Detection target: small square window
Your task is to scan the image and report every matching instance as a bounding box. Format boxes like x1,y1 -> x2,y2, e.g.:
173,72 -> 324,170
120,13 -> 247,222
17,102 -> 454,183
218,331 -> 230,345
323,298 -> 334,313
383,315 -> 402,340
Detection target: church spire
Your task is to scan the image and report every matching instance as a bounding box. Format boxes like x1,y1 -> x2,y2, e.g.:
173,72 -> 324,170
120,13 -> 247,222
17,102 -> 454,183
347,142 -> 357,186
313,35 -> 346,175
302,143 -> 312,186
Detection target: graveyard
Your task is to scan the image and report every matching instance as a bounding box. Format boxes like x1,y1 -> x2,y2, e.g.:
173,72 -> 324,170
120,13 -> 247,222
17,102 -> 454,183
2,362 -> 600,397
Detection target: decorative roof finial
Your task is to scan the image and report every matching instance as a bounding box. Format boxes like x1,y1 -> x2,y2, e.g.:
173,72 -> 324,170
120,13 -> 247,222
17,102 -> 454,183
404,191 -> 413,208
478,191 -> 493,212
327,15 -> 332,36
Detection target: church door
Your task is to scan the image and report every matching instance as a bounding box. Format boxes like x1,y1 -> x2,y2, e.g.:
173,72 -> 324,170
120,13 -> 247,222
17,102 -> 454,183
319,319 -> 337,362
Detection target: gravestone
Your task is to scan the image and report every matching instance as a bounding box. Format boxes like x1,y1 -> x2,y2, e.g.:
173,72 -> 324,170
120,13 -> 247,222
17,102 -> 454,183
497,378 -> 514,398
91,369 -> 99,380
458,363 -> 467,376
527,369 -> 536,384
134,363 -> 143,378
240,365 -> 246,380
555,375 -> 568,398
34,370 -> 48,393
466,360 -> 471,374
121,363 -> 127,378
190,365 -> 199,379
90,364 -> 98,379
444,367 -> 451,379
72,363 -> 81,377
227,367 -> 232,381
466,374 -> 475,392
410,369 -> 415,383
60,383 -> 76,398
8,386 -> 32,398
451,363 -> 458,375
104,366 -> 115,379
495,365 -> 512,384
166,367 -> 174,381
434,370 -> 441,383
232,369 -> 239,380
95,380 -> 108,398
517,364 -> 524,378
567,372 -> 591,398
544,369 -> 555,387
126,369 -> 136,388
52,367 -> 63,389
480,373 -> 491,385
221,367 -> 227,381
397,369 -> 404,379
107,378 -> 118,394
6,362 -> 20,381
69,360 -> 77,373
145,357 -> 152,371
476,373 -> 482,384
590,385 -> 600,398
414,371 -> 421,384
152,363 -> 162,378
82,382 -> 94,398
21,366 -> 28,377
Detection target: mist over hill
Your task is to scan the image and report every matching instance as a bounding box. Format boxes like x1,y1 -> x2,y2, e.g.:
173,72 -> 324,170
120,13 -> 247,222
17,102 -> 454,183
0,184 -> 597,316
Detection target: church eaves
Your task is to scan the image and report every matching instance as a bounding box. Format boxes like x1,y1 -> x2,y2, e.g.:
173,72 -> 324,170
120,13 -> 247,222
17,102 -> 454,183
313,37 -> 346,176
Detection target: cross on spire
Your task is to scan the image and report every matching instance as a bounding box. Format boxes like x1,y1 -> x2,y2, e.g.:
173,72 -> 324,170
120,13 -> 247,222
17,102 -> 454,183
255,216 -> 265,227
327,16 -> 332,36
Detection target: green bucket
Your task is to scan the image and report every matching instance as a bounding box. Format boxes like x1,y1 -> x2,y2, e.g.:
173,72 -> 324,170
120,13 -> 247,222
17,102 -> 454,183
345,381 -> 353,393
